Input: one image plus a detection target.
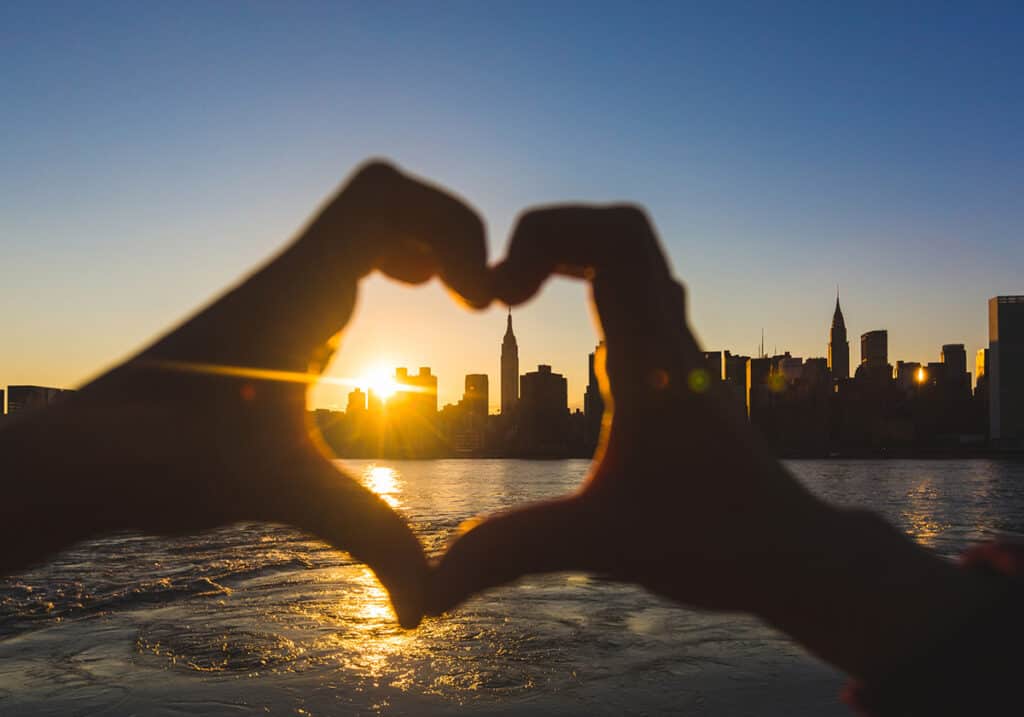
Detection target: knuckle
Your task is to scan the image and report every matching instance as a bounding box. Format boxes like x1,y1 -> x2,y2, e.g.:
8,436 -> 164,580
605,204 -> 653,234
344,161 -> 405,207
353,159 -> 400,185
452,202 -> 486,242
509,209 -> 550,252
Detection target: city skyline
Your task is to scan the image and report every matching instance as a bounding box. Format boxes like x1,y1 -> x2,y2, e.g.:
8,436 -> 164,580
4,293 -> 1020,453
310,287 -> 1003,413
2,286 -> 1009,415
3,5 -> 1023,407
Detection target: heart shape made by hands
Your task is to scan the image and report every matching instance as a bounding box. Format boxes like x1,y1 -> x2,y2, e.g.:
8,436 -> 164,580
50,161 -> 824,633
424,202 -> 823,623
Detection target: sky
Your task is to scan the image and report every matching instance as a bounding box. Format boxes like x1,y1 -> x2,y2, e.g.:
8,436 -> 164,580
2,2 -> 1022,411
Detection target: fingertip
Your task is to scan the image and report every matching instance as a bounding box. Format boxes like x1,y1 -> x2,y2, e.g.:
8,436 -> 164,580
351,158 -> 402,184
425,498 -> 592,617
370,544 -> 428,629
288,465 -> 430,630
492,260 -> 545,306
441,266 -> 493,310
376,241 -> 440,285
394,590 -> 424,629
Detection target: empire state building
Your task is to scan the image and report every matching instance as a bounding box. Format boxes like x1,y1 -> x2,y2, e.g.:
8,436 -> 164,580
501,310 -> 519,414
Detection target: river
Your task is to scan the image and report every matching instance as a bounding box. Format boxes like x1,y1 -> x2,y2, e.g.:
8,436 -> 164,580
2,459 -> 1023,715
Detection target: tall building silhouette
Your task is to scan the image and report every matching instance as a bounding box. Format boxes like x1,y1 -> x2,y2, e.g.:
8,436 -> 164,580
346,387 -> 367,414
941,344 -> 968,379
501,309 -> 519,414
520,364 -> 569,454
463,374 -> 489,418
988,296 -> 1024,446
860,330 -> 888,367
6,385 -> 70,414
828,293 -> 849,380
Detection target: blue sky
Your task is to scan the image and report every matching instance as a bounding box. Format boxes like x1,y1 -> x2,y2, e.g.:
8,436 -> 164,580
2,2 -> 1022,409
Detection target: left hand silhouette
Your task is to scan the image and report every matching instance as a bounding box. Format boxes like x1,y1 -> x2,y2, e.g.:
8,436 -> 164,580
1,161 -> 491,628
425,206 -> 988,681
428,204 -> 828,614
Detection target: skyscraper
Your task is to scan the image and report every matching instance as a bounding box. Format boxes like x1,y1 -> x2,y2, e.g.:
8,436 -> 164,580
520,364 -> 569,453
501,310 -> 519,414
828,294 -> 849,381
346,388 -> 367,414
941,344 -> 967,379
860,330 -> 888,368
988,296 -> 1024,446
463,374 -> 489,418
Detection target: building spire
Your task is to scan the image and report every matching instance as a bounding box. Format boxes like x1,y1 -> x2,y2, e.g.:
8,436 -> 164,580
500,308 -> 519,414
828,286 -> 850,380
832,288 -> 846,331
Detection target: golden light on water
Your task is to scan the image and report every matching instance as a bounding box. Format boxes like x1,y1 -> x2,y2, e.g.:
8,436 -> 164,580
363,465 -> 402,509
356,566 -> 399,623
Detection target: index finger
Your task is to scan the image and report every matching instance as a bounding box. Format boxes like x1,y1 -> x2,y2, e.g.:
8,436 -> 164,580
493,205 -> 694,396
131,161 -> 491,374
335,162 -> 491,307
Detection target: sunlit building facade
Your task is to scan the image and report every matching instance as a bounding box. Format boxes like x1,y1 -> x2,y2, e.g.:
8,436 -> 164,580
346,388 -> 367,414
390,367 -> 438,416
584,342 -> 605,450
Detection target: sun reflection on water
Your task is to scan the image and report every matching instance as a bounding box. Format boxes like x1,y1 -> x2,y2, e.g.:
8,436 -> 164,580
362,465 -> 402,509
902,479 -> 949,548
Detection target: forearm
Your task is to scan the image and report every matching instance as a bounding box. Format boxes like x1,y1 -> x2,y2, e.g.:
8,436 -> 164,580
756,501 -> 1006,685
0,405 -> 121,575
2,415 -> 72,573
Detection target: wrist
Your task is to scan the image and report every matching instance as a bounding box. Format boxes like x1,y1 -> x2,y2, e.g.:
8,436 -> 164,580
756,504 -> 1004,682
0,403 -> 122,574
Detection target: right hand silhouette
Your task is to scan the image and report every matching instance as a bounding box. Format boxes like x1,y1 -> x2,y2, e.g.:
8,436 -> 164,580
429,206 -> 836,616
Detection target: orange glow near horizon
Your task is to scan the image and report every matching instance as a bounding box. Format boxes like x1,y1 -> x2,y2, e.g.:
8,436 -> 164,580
916,367 -> 927,383
143,358 -> 434,405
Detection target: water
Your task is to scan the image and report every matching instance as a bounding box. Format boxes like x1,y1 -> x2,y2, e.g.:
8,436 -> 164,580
2,459 -> 1023,716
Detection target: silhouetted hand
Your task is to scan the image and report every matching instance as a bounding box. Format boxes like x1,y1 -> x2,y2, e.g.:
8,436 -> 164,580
428,206 -> 999,681
0,161 -> 490,628
429,205 -> 827,612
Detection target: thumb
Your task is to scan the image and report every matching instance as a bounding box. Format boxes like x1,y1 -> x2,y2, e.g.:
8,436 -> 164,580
283,460 -> 429,629
427,495 -> 599,616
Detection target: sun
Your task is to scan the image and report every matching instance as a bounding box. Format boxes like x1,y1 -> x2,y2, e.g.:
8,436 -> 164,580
362,365 -> 399,400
